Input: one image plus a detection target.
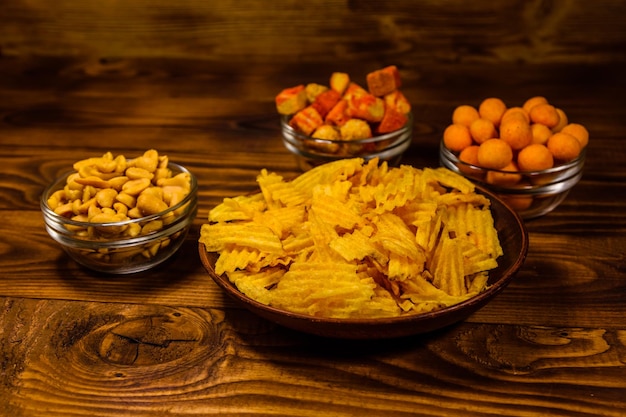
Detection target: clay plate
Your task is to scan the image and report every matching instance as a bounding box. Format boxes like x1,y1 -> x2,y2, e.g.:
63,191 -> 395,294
199,186 -> 528,339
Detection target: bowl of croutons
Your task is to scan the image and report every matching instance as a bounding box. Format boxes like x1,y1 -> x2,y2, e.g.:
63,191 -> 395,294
439,97 -> 588,219
277,66 -> 413,171
41,149 -> 198,274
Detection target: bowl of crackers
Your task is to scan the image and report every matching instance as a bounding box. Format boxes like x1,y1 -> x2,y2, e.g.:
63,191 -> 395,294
41,149 -> 198,274
439,96 -> 588,219
277,66 -> 413,171
199,158 -> 528,339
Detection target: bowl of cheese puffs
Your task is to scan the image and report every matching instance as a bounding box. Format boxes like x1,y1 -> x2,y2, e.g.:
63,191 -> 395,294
199,158 -> 528,339
41,149 -> 198,274
277,66 -> 413,171
439,97 -> 587,219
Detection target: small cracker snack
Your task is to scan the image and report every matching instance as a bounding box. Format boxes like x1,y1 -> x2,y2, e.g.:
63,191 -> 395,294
200,158 -> 503,319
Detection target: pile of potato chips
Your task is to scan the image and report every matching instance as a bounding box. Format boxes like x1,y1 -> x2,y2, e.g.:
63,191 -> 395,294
200,158 -> 503,319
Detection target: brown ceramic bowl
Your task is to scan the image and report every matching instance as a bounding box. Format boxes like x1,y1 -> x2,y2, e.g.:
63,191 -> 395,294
199,186 -> 527,339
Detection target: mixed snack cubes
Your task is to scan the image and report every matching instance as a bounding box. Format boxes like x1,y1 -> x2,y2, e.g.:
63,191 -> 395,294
276,65 -> 412,141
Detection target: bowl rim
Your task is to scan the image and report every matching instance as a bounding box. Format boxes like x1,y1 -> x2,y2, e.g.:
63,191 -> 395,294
198,185 -> 528,337
41,162 -> 198,229
280,112 -> 413,145
439,140 -> 586,176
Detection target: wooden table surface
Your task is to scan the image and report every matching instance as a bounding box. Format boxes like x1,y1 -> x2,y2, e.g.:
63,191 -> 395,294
1,1 -> 626,416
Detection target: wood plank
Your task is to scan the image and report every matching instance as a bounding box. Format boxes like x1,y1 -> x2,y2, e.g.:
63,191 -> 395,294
1,1 -> 625,65
2,297 -> 625,417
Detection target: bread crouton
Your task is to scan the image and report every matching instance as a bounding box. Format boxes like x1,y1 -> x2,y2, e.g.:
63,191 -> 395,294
311,125 -> 341,153
305,83 -> 329,103
312,124 -> 341,140
343,82 -> 368,101
377,107 -> 408,134
275,85 -> 307,115
325,99 -> 350,126
289,106 -> 324,136
346,93 -> 385,123
366,65 -> 402,97
330,72 -> 350,95
384,90 -> 411,114
340,119 -> 372,140
311,89 -> 341,118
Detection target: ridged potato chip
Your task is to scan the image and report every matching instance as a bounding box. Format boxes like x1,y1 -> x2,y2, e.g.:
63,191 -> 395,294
200,158 -> 503,319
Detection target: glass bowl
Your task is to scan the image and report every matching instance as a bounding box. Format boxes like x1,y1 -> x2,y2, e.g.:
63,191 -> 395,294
41,163 -> 198,274
281,113 -> 413,171
439,141 -> 585,219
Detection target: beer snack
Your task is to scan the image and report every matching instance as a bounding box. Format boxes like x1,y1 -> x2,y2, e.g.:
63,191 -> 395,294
279,67 -> 414,171
440,96 -> 587,219
276,66 -> 412,140
200,158 -> 503,319
443,96 -> 589,174
46,150 -> 192,236
41,150 -> 197,273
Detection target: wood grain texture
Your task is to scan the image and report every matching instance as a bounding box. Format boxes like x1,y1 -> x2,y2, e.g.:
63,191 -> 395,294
2,298 -> 626,417
1,1 -> 626,416
2,0 -> 626,65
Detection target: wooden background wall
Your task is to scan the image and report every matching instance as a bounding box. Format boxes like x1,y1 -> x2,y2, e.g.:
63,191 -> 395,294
2,0 -> 625,66
1,0 -> 625,161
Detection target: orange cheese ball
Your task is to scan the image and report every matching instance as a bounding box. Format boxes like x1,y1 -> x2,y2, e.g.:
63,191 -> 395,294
469,118 -> 497,144
531,123 -> 553,145
486,161 -> 522,186
452,105 -> 480,127
443,123 -> 473,152
458,145 -> 481,175
547,132 -> 582,162
501,107 -> 529,125
517,143 -> 554,171
459,145 -> 480,166
522,96 -> 548,113
529,103 -> 560,128
477,139 -> 513,170
478,97 -> 507,127
501,194 -> 534,211
446,97 -> 589,177
500,117 -> 533,150
552,108 -> 569,132
560,123 -> 589,148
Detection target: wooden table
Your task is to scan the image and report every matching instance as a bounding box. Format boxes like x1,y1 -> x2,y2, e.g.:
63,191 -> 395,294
1,1 -> 625,416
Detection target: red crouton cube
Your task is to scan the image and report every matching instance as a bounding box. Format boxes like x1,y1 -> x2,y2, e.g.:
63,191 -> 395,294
366,65 -> 402,97
346,93 -> 385,123
289,106 -> 324,136
377,106 -> 408,134
311,89 -> 341,118
276,85 -> 307,115
325,99 -> 350,127
384,90 -> 411,114
343,82 -> 369,101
